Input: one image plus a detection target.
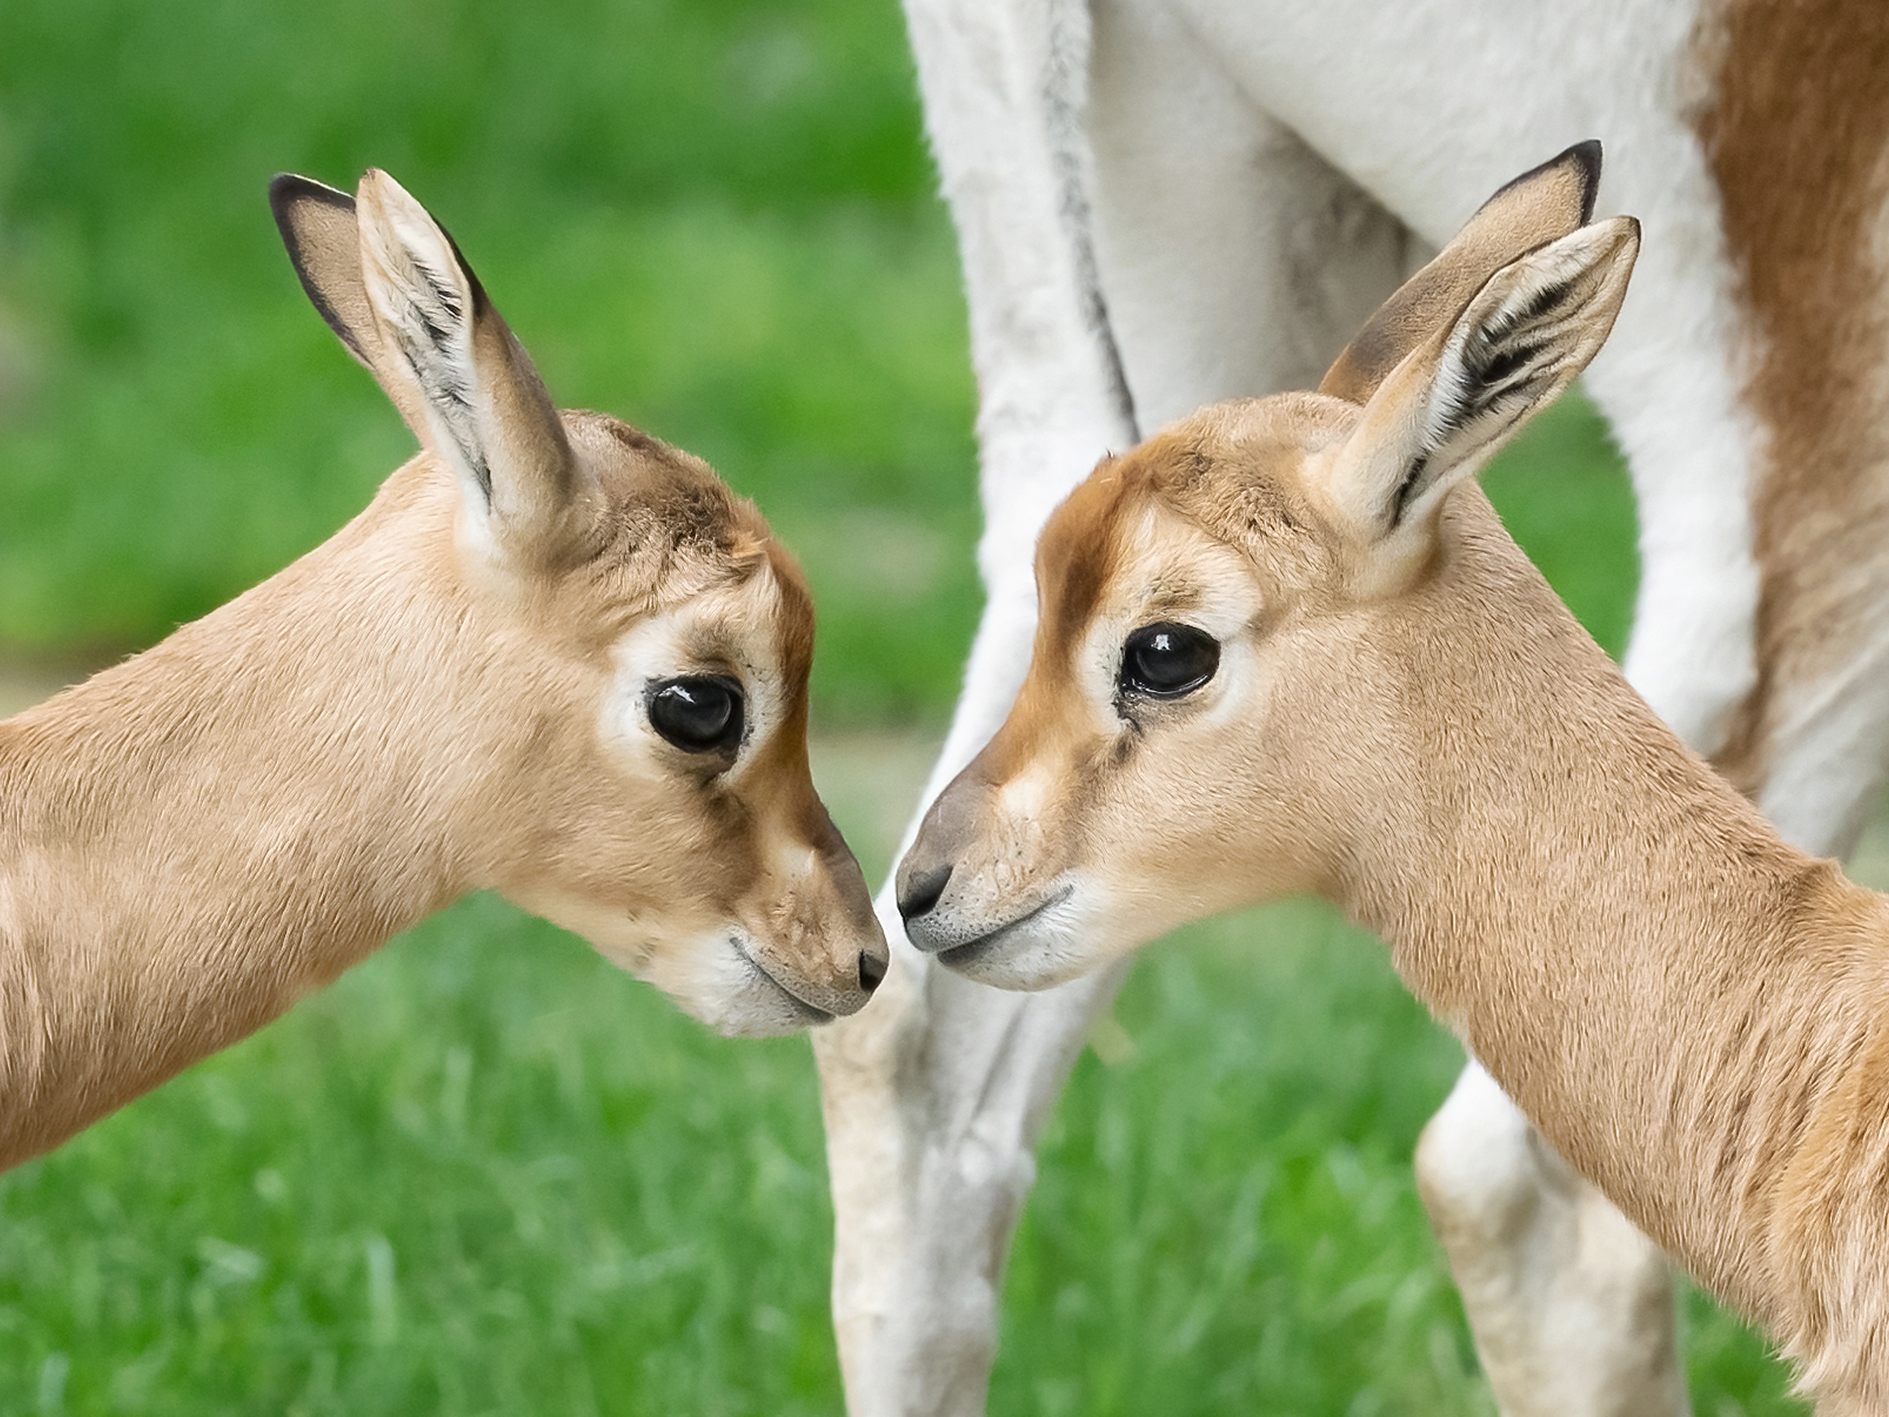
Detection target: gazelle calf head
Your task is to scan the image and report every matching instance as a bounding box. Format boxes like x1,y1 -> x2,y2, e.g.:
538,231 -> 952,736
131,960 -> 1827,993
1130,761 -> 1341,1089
271,171 -> 885,1033
897,144 -> 1638,989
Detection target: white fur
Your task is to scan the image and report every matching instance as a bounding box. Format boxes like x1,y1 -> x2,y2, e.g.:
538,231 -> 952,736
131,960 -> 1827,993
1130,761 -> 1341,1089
356,174 -> 490,507
1755,656 -> 1889,859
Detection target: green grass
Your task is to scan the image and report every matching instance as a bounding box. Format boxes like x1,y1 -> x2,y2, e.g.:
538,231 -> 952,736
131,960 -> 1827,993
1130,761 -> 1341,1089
0,0 -> 978,722
0,831 -> 1806,1415
0,0 -> 1812,1410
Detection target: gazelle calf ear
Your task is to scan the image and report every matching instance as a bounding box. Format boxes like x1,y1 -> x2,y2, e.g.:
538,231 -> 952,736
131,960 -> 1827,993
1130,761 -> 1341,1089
1325,217 -> 1640,540
271,173 -> 453,482
1320,140 -> 1603,405
350,170 -> 590,563
270,175 -> 379,370
273,171 -> 589,563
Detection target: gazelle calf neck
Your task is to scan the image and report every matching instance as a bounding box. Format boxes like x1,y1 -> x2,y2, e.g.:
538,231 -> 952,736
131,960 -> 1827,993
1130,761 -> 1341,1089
897,144 -> 1889,1409
0,171 -> 886,1174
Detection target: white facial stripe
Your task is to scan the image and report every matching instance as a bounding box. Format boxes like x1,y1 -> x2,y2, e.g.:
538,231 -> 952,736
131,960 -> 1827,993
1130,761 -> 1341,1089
998,765 -> 1052,820
1079,513 -> 1265,710
603,570 -> 794,771
771,835 -> 821,892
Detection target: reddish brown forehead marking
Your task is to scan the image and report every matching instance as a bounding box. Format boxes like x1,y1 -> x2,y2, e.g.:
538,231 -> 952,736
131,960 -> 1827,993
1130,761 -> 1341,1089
1034,424 -> 1255,656
995,431 -> 1227,786
1695,0 -> 1889,786
1042,402 -> 1344,624
973,457 -> 1140,785
1036,455 -> 1142,666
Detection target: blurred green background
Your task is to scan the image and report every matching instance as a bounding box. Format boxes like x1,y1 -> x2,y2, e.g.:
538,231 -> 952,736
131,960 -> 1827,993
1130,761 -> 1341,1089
0,0 -> 1803,1412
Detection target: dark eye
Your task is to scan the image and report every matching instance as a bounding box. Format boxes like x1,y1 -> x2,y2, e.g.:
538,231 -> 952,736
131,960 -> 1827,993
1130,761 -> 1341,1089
1119,622 -> 1220,699
648,676 -> 745,753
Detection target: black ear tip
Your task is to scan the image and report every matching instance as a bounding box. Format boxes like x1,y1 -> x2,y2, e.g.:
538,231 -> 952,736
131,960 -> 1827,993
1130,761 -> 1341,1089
1486,140 -> 1606,219
268,173 -> 356,230
267,174 -> 300,230
1564,139 -> 1604,219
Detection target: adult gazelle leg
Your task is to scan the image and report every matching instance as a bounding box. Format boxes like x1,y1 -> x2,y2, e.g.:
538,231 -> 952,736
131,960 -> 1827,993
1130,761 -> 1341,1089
1418,1063 -> 1690,1417
814,2 -> 1135,1412
816,1 -> 1411,1412
1086,0 -> 1412,422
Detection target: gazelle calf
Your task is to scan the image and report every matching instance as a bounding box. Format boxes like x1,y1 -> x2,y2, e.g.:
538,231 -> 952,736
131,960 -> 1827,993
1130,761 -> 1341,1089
827,4 -> 1889,1409
898,151 -> 1889,1410
0,171 -> 886,1174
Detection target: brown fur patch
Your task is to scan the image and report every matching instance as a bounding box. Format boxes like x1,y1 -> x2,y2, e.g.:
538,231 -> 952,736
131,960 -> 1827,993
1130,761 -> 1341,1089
1695,0 -> 1889,789
1035,456 -> 1132,651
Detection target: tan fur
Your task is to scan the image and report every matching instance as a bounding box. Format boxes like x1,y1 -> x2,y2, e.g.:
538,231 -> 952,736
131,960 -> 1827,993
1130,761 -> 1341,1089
0,174 -> 883,1173
1696,0 -> 1889,791
900,154 -> 1889,1407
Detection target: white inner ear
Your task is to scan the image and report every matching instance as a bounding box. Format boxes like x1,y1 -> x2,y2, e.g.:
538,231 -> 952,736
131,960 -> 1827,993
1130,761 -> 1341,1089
357,179 -> 489,503
1392,238 -> 1607,526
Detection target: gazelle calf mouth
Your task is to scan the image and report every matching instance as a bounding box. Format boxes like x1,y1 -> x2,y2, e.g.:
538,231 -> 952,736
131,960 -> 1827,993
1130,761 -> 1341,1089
732,937 -> 836,1024
935,885 -> 1075,971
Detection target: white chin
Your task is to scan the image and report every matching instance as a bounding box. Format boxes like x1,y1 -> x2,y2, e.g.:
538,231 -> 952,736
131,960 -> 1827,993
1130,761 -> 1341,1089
694,961 -> 839,1037
511,891 -> 831,1039
698,984 -> 824,1038
615,930 -> 829,1039
935,917 -> 1103,992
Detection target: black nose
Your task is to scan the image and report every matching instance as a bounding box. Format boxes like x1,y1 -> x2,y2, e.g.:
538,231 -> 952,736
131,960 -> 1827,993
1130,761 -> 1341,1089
858,950 -> 886,994
897,861 -> 953,921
